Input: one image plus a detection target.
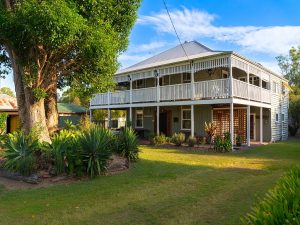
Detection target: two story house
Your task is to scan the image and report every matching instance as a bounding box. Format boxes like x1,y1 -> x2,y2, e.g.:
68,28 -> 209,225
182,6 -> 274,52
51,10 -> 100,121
90,41 -> 289,146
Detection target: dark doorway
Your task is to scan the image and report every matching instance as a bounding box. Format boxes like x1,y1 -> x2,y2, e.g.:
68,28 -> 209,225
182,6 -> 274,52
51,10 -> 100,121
154,110 -> 172,136
159,112 -> 167,135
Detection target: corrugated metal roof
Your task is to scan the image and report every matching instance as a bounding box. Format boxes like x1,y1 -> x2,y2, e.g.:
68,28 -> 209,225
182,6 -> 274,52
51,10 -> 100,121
117,41 -> 225,74
57,103 -> 87,114
0,94 -> 18,111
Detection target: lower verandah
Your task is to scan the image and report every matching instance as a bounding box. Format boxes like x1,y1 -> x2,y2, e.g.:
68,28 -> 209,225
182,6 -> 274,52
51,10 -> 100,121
92,104 -> 271,145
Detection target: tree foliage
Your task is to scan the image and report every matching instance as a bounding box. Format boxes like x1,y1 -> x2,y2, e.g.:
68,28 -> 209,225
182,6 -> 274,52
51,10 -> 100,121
276,46 -> 300,87
0,0 -> 141,140
289,87 -> 300,136
0,87 -> 15,97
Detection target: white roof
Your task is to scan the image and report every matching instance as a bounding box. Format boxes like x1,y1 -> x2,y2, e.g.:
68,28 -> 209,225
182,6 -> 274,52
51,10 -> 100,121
117,41 -> 226,74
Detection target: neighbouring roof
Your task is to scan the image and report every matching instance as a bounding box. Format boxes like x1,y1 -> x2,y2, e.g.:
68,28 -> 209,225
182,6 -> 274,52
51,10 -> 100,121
57,103 -> 87,114
0,94 -> 18,111
117,41 -> 227,74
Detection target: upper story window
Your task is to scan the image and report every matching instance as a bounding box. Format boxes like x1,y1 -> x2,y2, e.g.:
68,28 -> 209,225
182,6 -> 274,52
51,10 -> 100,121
272,81 -> 280,94
239,77 -> 246,82
136,79 -> 145,89
275,113 -> 279,122
181,108 -> 191,130
135,110 -> 143,128
182,73 -> 191,83
281,113 -> 285,122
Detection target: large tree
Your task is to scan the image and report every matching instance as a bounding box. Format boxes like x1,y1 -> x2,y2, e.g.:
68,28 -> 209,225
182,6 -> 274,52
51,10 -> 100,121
0,0 -> 140,141
277,46 -> 300,136
276,46 -> 300,87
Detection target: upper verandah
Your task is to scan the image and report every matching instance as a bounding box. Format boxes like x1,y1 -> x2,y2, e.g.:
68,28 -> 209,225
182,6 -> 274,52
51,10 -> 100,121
114,40 -> 287,83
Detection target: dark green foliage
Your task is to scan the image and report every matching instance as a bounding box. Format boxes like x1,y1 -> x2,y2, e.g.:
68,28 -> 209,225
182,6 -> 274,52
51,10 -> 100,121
172,132 -> 186,146
63,119 -> 77,131
78,126 -> 113,177
2,131 -> 39,176
188,136 -> 196,147
117,127 -> 139,161
214,132 -> 232,153
0,113 -> 8,134
43,130 -> 82,175
242,165 -> 300,225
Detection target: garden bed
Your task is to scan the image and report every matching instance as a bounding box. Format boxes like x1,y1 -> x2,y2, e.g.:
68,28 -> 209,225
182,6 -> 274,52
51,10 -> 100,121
0,154 -> 131,190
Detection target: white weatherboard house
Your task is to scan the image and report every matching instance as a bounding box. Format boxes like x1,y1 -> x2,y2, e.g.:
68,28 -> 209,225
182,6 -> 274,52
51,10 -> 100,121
90,41 -> 289,146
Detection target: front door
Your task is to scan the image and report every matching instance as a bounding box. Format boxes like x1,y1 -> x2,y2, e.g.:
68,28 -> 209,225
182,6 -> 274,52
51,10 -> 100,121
154,110 -> 172,136
250,114 -> 256,140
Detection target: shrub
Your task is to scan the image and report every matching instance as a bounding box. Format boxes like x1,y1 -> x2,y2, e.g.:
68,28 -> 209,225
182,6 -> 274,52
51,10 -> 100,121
152,133 -> 168,145
117,127 -> 139,161
63,119 -> 77,131
188,136 -> 196,147
172,132 -> 185,146
214,132 -> 232,153
78,126 -> 113,177
242,165 -> 300,225
43,130 -> 82,175
197,136 -> 206,145
2,131 -> 39,176
205,122 -> 217,145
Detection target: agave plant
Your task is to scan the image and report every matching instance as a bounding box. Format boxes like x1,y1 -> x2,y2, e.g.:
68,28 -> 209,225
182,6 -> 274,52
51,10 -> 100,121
117,127 -> 139,161
43,129 -> 79,175
78,126 -> 113,177
3,131 -> 39,176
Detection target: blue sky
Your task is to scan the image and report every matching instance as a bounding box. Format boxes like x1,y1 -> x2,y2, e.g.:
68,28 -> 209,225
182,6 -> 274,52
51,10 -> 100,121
2,0 -> 300,92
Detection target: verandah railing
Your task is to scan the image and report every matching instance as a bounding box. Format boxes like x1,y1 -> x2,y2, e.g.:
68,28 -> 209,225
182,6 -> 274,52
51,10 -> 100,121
90,78 -> 271,106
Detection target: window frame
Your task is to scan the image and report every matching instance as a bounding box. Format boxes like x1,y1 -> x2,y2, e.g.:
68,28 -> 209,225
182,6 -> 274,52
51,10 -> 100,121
181,108 -> 191,130
135,110 -> 143,128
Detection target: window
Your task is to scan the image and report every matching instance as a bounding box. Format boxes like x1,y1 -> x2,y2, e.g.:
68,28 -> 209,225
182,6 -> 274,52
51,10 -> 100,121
135,110 -> 143,128
136,80 -> 145,89
181,108 -> 191,130
272,81 -> 280,94
239,77 -> 246,82
222,70 -> 229,78
182,73 -> 191,83
281,113 -> 285,122
275,113 -> 279,122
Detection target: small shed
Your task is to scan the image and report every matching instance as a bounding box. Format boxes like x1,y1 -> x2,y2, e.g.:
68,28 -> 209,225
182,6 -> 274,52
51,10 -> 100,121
58,103 -> 87,127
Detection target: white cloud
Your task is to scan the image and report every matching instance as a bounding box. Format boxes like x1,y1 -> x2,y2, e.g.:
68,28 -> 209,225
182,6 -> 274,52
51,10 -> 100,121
138,8 -> 300,55
118,41 -> 173,68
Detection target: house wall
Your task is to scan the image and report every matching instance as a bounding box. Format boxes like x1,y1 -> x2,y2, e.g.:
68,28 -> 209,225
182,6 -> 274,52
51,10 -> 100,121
270,76 -> 289,141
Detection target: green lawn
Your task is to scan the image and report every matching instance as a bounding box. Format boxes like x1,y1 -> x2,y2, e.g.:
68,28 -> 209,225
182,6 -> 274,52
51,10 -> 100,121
0,140 -> 300,225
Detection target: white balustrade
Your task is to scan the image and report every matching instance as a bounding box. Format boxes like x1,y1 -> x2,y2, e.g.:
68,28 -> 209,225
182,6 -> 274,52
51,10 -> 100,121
132,87 -> 157,103
233,79 -> 248,99
110,90 -> 130,104
91,78 -> 271,106
194,79 -> 230,99
249,84 -> 261,102
160,83 -> 191,101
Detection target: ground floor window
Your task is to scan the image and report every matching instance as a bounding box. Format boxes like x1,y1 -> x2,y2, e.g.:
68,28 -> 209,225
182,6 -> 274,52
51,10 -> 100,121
135,110 -> 143,128
181,108 -> 191,130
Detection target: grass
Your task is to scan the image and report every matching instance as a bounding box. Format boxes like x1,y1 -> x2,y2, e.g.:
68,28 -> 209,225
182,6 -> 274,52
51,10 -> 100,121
0,139 -> 300,225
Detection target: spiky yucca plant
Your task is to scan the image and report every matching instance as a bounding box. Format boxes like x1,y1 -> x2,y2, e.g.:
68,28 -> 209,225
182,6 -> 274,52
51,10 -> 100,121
117,127 -> 139,161
3,131 -> 39,176
78,126 -> 113,177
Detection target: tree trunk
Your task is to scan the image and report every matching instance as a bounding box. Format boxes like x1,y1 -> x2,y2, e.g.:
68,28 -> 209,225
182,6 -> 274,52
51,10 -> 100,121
45,80 -> 59,134
8,48 -> 51,142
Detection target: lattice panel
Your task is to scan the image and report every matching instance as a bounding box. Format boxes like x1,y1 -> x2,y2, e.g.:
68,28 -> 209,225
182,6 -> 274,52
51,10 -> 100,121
213,109 -> 247,143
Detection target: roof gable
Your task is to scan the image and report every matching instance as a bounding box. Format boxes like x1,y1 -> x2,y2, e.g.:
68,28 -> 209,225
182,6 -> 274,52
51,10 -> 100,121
118,41 -> 218,74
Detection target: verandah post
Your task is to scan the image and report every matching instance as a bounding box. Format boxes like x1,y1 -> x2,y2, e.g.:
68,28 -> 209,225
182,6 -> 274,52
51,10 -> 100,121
260,107 -> 263,144
247,105 -> 251,146
156,105 -> 160,135
191,104 -> 194,137
229,56 -> 234,147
